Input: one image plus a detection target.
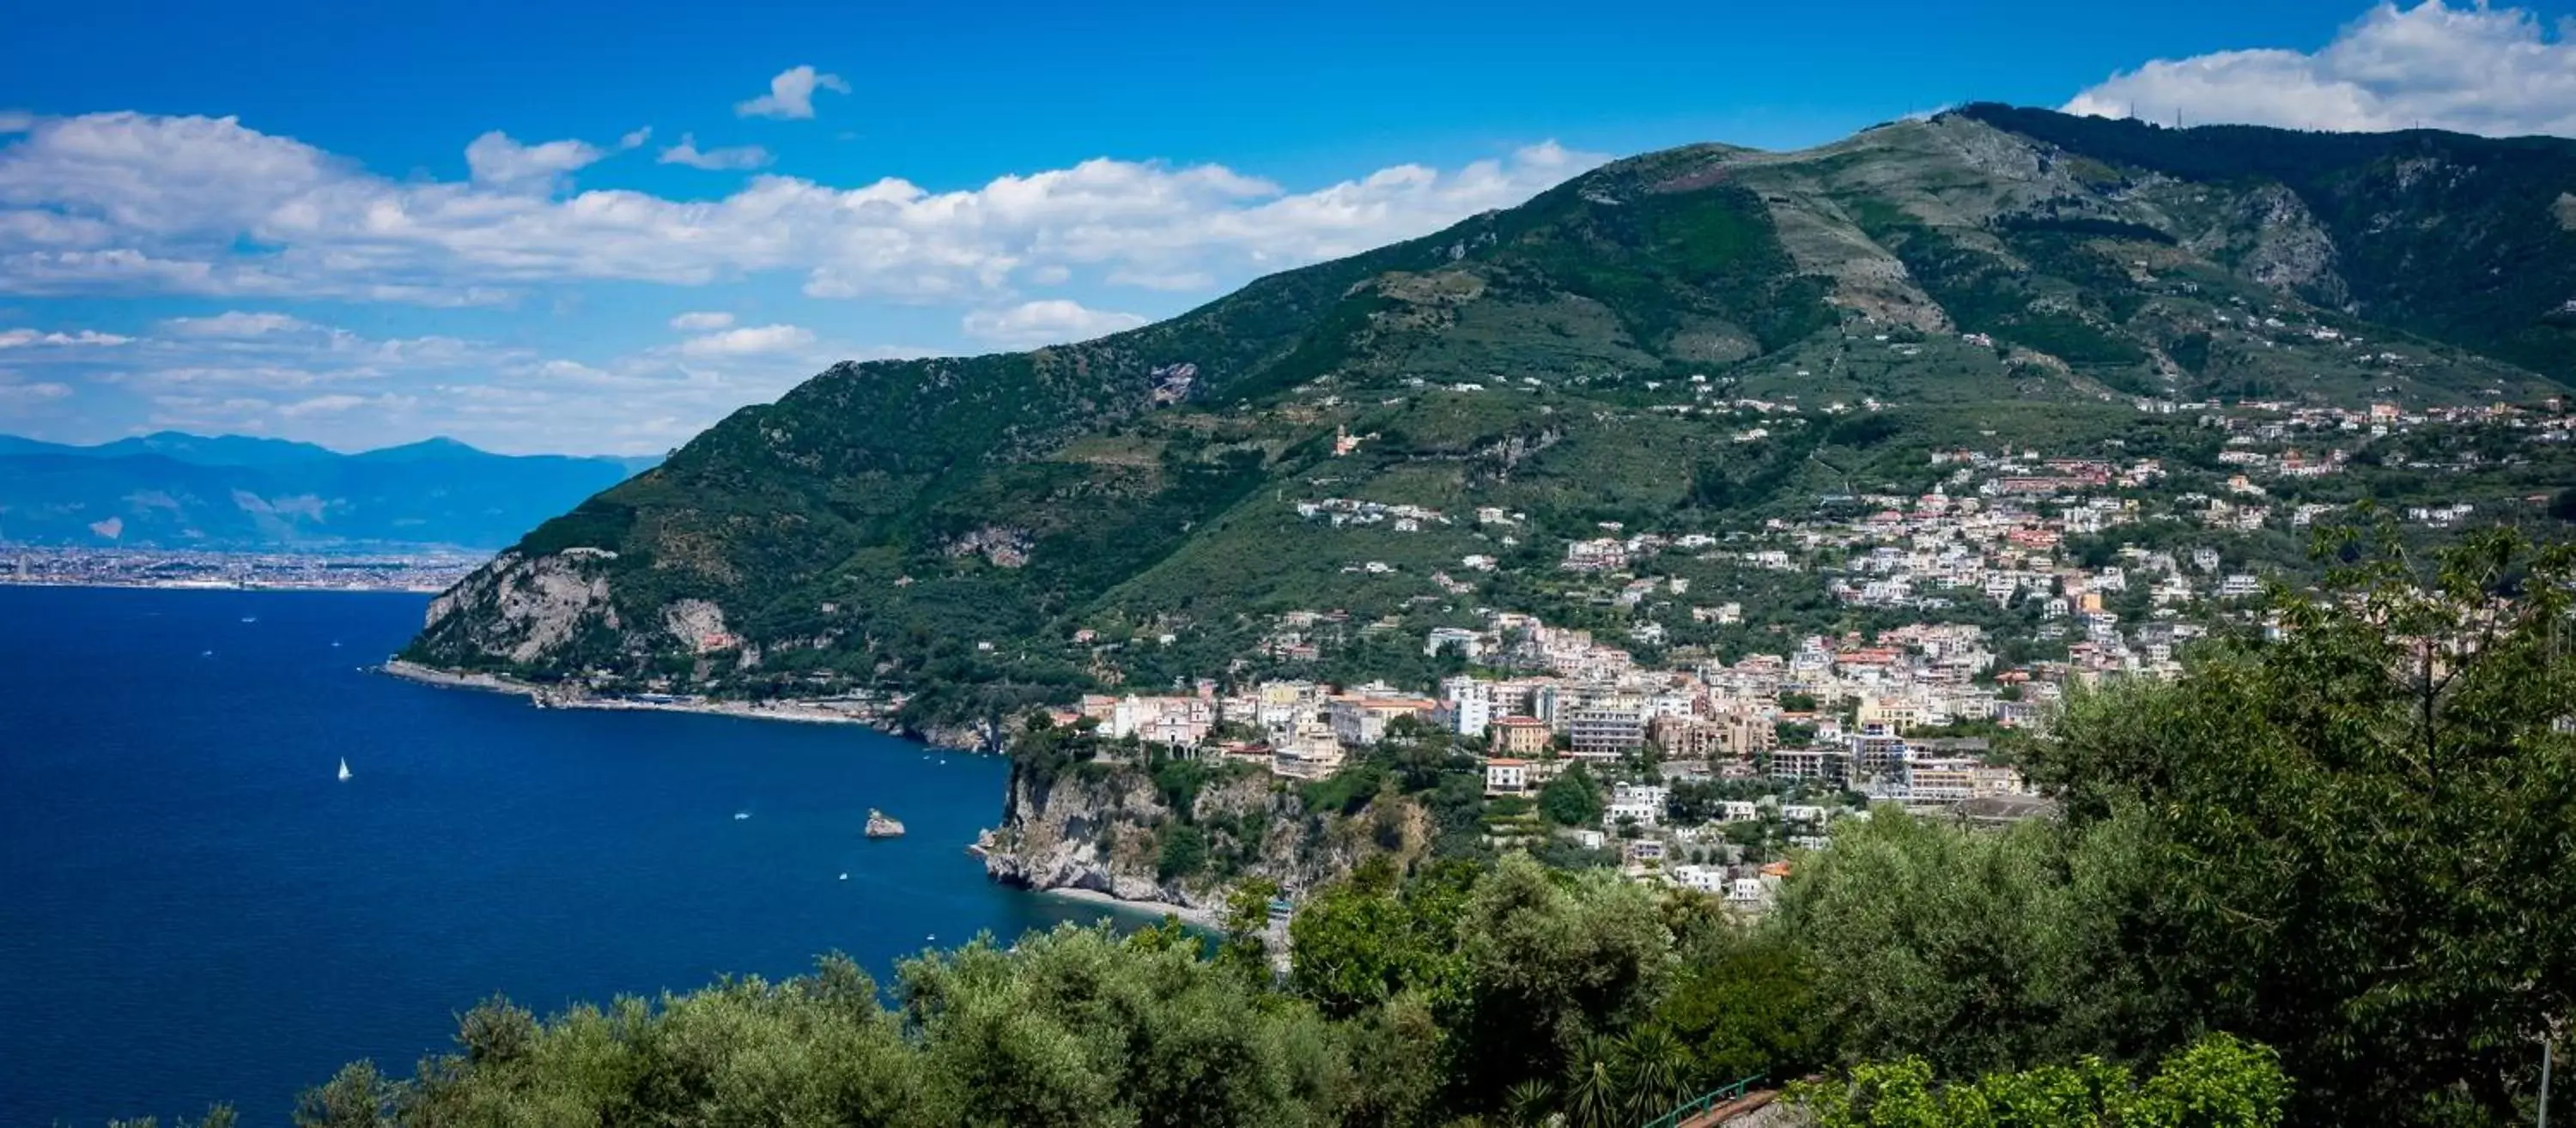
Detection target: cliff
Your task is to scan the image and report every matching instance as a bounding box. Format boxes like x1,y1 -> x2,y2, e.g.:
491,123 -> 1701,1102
981,756 -> 1428,911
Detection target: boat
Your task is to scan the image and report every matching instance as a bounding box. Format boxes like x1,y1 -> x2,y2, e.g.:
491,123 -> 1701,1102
337,758 -> 352,782
865,809 -> 906,838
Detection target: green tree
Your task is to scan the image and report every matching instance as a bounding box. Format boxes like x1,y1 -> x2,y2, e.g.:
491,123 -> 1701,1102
1288,858 -> 1463,1018
1450,854 -> 1671,1107
1775,810 -> 2149,1076
2030,527 -> 2576,1124
1793,1033 -> 2290,1128
1536,763 -> 1605,827
1157,824 -> 1209,880
293,1061 -> 396,1128
1217,877 -> 1281,984
1612,1026 -> 1698,1125
1653,925 -> 1824,1085
1341,990 -> 1447,1128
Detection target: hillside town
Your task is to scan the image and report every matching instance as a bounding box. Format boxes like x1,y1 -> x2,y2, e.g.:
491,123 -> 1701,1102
1042,395 -> 2576,906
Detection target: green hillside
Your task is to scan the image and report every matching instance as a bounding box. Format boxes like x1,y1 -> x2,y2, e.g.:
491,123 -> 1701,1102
405,106 -> 2576,718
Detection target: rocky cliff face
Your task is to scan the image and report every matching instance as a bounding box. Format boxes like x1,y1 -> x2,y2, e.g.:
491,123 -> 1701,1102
416,548 -> 622,666
981,758 -> 1421,910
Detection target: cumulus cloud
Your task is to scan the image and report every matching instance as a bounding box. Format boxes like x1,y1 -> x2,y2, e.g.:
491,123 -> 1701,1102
2066,2 -> 2576,136
277,392 -> 368,417
0,327 -> 131,348
962,300 -> 1151,349
159,311 -> 315,337
658,133 -> 773,171
675,323 -> 815,357
735,65 -> 850,120
0,379 -> 74,404
619,126 -> 653,149
0,112 -> 1601,306
464,131 -> 611,190
668,310 -> 736,331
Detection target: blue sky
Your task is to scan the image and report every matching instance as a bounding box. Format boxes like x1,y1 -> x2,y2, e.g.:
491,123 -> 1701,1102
3,0 -> 2573,453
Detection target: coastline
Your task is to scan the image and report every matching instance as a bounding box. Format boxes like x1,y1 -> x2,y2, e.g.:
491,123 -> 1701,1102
374,658 -> 979,738
1038,886 -> 1221,930
381,662 -> 1194,929
0,578 -> 449,595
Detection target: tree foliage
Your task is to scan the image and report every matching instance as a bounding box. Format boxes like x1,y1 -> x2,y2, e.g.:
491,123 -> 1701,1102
1794,1033 -> 2291,1128
2026,527 -> 2576,1124
1536,762 -> 1605,827
1779,527 -> 2576,1125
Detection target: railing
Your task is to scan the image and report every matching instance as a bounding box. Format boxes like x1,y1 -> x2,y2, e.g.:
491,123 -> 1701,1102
1639,1074 -> 1767,1128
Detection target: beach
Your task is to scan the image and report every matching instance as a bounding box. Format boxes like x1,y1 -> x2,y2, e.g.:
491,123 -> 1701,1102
1039,886 -> 1222,930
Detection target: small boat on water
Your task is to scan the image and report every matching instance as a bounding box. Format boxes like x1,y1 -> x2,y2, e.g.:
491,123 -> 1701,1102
865,809 -> 906,839
337,758 -> 352,782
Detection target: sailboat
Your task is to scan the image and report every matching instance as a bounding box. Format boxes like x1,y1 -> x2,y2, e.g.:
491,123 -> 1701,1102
337,758 -> 352,782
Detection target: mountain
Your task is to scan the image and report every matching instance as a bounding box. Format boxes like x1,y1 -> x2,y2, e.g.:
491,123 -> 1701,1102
405,105 -> 2576,714
0,434 -> 659,550
0,431 -> 342,465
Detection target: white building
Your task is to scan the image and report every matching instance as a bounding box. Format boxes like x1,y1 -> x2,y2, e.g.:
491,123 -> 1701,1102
1606,783 -> 1668,828
1441,676 -> 1497,737
1671,864 -> 1728,894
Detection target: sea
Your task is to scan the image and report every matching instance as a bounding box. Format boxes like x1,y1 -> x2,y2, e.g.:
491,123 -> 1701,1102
0,585 -> 1131,1126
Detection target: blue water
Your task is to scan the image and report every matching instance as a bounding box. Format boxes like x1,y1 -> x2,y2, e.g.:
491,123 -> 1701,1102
0,586 -> 1121,1126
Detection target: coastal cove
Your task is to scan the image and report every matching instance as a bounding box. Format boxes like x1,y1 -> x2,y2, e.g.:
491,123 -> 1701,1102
0,585 -> 1155,1127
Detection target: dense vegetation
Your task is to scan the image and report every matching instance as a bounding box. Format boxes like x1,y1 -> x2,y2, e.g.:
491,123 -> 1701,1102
188,533 -> 2567,1127
1958,103 -> 2576,381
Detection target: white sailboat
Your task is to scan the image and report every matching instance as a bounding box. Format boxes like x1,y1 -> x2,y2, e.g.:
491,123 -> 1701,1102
337,758 -> 352,782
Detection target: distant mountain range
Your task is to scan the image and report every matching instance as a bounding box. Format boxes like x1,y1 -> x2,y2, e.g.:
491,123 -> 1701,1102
0,433 -> 660,550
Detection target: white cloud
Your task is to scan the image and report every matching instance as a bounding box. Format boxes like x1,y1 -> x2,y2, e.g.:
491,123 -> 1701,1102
658,133 -> 773,171
962,300 -> 1150,349
735,65 -> 849,120
464,131 -> 610,190
675,323 -> 815,357
0,112 -> 1600,306
668,310 -> 736,331
1,306 -> 936,453
278,392 -> 368,417
0,379 -> 73,404
0,327 -> 131,348
618,126 -> 653,149
159,311 -> 315,337
2066,2 -> 2576,136
0,110 -> 31,135
1106,267 -> 1217,291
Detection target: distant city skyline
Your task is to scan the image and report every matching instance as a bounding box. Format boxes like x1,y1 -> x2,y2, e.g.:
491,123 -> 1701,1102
3,0 -> 2573,454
